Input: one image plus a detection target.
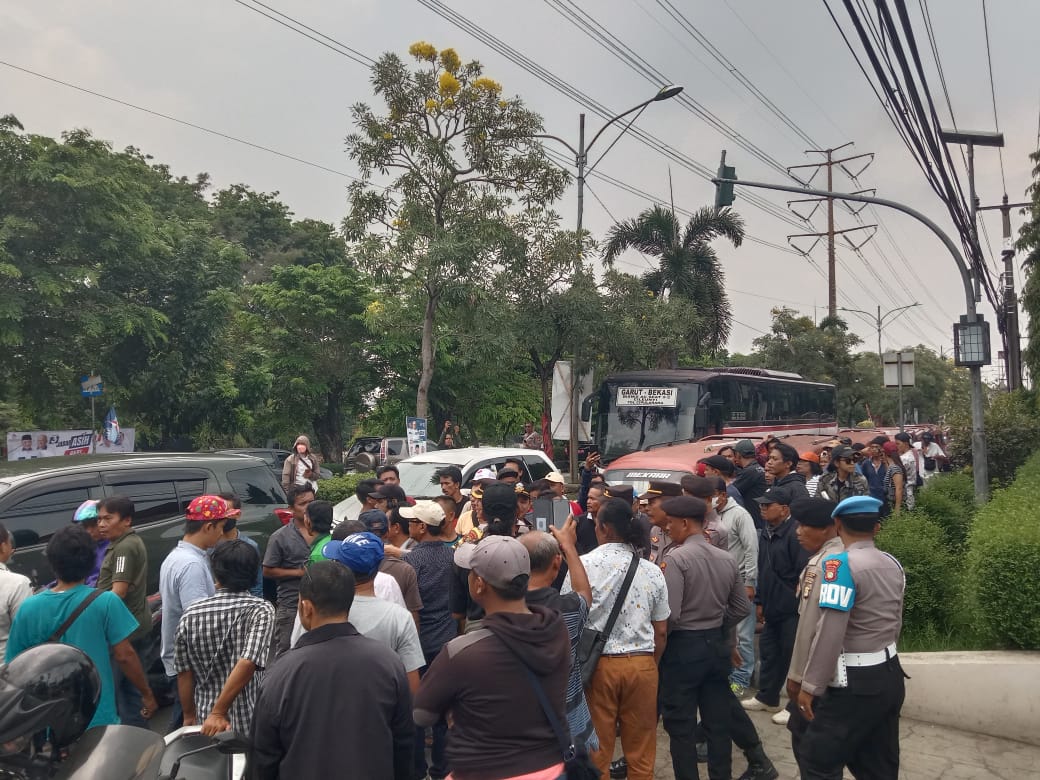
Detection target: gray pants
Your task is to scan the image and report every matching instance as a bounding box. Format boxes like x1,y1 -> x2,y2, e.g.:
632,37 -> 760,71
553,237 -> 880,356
274,605 -> 297,657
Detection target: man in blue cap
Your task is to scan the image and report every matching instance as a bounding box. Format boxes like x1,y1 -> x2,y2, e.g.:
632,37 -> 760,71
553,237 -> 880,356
796,495 -> 906,779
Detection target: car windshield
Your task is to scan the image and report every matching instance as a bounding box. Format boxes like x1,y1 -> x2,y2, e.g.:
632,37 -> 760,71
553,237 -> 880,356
397,461 -> 454,498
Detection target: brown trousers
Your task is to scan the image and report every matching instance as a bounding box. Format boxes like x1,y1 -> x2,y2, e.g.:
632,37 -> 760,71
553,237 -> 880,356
585,654 -> 659,780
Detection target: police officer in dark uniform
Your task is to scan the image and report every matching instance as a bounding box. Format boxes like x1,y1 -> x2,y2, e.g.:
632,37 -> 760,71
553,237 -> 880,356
784,497 -> 841,774
657,495 -> 750,780
797,495 -> 906,780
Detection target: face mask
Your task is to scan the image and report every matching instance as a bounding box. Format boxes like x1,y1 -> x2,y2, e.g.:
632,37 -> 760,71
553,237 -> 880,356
710,497 -> 720,510
296,445 -> 307,454
222,518 -> 237,533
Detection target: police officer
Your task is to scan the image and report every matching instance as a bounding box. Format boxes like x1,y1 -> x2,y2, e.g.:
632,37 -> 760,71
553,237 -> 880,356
639,480 -> 682,565
784,497 -> 841,773
797,495 -> 906,780
657,496 -> 752,780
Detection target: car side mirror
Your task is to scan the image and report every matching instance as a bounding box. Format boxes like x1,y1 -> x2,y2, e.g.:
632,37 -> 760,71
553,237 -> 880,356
580,394 -> 594,422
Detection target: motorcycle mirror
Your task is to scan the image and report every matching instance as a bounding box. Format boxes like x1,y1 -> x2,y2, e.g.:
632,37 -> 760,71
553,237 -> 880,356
213,730 -> 251,754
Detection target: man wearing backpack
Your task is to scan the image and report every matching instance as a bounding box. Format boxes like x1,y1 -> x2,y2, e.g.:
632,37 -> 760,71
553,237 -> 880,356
7,525 -> 158,727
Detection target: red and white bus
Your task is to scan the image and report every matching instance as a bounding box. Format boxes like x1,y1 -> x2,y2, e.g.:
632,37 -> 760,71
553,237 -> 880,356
589,367 -> 838,464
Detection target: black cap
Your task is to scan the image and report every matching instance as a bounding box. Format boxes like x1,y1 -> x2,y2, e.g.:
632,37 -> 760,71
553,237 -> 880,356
700,455 -> 735,475
870,435 -> 890,446
732,439 -> 756,456
660,495 -> 707,520
922,430 -> 935,441
894,432 -> 912,443
481,481 -> 518,520
755,485 -> 793,506
830,445 -> 854,461
497,468 -> 520,479
370,484 -> 407,503
638,480 -> 682,500
603,484 -> 634,505
790,497 -> 837,527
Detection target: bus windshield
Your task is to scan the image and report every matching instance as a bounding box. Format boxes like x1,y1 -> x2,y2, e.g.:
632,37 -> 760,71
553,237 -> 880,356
597,380 -> 703,461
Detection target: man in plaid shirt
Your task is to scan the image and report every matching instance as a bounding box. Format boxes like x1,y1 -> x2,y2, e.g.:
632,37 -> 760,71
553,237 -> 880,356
176,536 -> 275,735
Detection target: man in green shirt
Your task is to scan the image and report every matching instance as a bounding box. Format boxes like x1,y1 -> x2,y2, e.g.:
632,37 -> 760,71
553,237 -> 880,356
305,500 -> 335,564
97,495 -> 153,728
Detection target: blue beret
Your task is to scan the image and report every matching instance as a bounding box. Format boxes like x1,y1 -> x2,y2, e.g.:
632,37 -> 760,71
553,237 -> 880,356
832,496 -> 883,518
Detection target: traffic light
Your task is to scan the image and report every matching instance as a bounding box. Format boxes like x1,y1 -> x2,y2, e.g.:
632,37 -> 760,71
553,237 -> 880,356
714,160 -> 736,209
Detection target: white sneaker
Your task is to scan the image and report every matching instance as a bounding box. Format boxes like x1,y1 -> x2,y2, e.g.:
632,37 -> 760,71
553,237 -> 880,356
740,697 -> 782,713
771,708 -> 791,725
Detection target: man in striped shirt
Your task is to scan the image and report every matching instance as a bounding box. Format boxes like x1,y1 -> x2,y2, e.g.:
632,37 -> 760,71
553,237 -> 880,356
175,539 -> 275,736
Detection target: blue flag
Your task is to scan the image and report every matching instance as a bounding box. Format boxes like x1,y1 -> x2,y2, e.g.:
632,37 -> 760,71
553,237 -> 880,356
104,406 -> 120,444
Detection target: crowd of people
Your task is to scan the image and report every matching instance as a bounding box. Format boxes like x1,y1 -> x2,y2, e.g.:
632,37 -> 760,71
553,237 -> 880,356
0,432 -> 912,780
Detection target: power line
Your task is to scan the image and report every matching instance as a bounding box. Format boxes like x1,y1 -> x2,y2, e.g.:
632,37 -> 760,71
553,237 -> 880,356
0,59 -> 376,184
231,0 -> 374,67
980,0 -> 1007,195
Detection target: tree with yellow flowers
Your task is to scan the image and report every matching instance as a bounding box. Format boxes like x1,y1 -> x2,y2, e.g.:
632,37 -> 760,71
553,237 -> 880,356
345,43 -> 568,420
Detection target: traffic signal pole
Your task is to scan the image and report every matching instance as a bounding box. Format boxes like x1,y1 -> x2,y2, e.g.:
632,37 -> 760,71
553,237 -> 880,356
713,171 -> 990,503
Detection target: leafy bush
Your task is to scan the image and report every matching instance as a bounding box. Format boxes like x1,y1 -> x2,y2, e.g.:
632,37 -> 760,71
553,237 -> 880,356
922,472 -> 975,515
317,472 -> 376,505
914,487 -> 972,550
948,390 -> 1040,486
965,451 -> 1040,648
877,512 -> 960,638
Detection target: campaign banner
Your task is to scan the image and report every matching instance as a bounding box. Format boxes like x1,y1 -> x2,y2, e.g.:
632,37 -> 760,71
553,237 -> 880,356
6,428 -> 136,460
406,416 -> 428,457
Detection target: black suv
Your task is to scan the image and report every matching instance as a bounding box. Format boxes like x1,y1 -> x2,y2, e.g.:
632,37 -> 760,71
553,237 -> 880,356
0,453 -> 286,593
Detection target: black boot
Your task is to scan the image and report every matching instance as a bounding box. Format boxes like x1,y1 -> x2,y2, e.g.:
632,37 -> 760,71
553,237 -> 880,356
736,743 -> 778,780
609,756 -> 628,779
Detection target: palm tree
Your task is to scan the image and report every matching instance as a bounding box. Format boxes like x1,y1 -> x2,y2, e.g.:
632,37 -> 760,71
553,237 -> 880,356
603,205 -> 744,355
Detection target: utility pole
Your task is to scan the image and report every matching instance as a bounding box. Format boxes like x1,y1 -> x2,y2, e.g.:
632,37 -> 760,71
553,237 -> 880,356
978,194 -> 1030,391
840,303 -> 921,364
787,143 -> 877,318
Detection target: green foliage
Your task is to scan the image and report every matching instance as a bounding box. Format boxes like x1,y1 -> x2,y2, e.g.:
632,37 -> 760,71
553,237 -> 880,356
947,390 -> 1040,485
317,472 -> 375,505
1015,149 -> 1040,381
965,450 -> 1040,648
913,488 -> 972,550
602,205 -> 744,357
876,512 -> 960,638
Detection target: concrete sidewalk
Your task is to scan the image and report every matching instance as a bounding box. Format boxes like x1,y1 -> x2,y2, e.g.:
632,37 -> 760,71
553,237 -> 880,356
623,710 -> 1040,778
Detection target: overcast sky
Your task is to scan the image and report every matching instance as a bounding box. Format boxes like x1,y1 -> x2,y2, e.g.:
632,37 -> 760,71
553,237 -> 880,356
3,0 -> 1037,381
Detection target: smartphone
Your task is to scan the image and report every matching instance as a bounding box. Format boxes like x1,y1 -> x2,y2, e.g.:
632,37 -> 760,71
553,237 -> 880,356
532,498 -> 570,530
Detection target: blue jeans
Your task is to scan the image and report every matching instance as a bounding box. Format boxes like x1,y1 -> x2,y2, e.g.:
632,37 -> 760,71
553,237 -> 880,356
113,636 -> 152,728
729,611 -> 756,689
166,674 -> 184,733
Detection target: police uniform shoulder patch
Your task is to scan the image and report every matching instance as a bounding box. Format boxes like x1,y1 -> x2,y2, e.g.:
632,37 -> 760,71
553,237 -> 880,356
818,551 -> 855,611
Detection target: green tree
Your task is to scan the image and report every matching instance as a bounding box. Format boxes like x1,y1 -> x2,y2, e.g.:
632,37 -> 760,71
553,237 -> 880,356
602,205 -> 744,355
248,260 -> 377,463
343,43 -> 568,419
1017,148 -> 1040,381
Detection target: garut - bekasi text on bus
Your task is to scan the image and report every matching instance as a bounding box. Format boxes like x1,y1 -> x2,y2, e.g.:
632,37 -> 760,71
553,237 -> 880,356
583,367 -> 837,463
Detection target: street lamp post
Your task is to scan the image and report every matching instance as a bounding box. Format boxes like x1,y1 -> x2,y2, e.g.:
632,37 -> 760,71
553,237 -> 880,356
839,303 -> 922,364
536,85 -> 684,480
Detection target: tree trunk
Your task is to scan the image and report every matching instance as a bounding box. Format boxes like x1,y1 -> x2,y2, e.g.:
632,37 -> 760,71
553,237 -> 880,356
530,349 -> 556,455
312,385 -> 343,463
416,293 -> 437,420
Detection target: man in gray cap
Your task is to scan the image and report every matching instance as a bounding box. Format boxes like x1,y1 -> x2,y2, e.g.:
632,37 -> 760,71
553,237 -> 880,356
797,496 -> 906,779
731,440 -> 766,529
415,536 -> 571,780
784,497 -> 841,772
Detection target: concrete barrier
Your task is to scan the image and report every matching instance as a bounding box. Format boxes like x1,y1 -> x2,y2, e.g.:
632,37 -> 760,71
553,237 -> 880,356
900,651 -> 1040,746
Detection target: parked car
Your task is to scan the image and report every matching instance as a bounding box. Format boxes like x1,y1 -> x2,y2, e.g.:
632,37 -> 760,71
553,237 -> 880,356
343,436 -> 439,472
214,448 -> 333,481
332,446 -> 556,523
0,453 -> 286,593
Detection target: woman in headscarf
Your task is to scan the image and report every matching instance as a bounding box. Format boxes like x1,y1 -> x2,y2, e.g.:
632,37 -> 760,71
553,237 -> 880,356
281,435 -> 321,493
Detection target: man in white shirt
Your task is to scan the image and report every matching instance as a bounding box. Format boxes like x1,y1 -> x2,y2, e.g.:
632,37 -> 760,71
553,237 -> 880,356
915,431 -> 948,482
0,522 -> 31,659
894,433 -> 919,509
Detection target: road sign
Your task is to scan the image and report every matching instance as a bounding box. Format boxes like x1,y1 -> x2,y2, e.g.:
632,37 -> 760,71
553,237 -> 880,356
80,375 -> 103,398
882,352 -> 915,388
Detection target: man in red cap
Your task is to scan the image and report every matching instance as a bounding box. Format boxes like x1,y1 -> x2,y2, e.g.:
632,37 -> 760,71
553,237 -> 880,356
159,494 -> 234,731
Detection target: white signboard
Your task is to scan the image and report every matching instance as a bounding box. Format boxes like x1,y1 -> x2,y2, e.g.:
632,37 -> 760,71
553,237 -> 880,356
550,361 -> 592,441
616,387 -> 679,408
882,351 -> 916,389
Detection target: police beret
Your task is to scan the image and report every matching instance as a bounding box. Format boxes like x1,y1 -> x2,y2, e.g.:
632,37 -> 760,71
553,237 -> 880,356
791,497 -> 837,527
700,455 -> 735,475
660,495 -> 707,520
638,480 -> 682,500
603,484 -> 634,505
832,496 -> 883,518
755,485 -> 793,506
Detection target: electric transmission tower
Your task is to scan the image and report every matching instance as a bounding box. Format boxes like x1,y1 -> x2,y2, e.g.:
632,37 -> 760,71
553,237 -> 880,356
786,142 -> 877,318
